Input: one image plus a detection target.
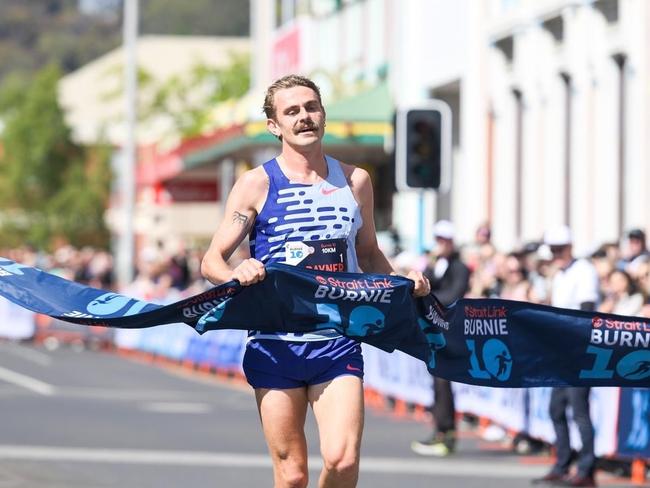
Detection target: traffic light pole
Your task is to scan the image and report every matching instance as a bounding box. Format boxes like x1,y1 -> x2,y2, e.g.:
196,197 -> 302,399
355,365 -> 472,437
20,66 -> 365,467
417,190 -> 425,254
395,101 -> 452,253
395,100 -> 451,192
117,0 -> 138,288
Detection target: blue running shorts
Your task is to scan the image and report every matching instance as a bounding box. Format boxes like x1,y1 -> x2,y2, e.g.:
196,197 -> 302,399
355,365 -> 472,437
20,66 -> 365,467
243,336 -> 364,389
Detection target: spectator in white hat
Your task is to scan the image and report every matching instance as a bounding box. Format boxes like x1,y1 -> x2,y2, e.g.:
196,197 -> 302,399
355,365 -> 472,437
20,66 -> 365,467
533,225 -> 599,487
411,220 -> 470,457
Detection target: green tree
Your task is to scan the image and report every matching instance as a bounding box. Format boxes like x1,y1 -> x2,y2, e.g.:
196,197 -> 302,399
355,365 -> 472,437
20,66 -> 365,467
0,72 -> 29,116
0,0 -> 122,80
47,144 -> 112,247
140,52 -> 251,138
140,0 -> 249,36
0,64 -> 111,249
0,65 -> 76,210
0,0 -> 250,83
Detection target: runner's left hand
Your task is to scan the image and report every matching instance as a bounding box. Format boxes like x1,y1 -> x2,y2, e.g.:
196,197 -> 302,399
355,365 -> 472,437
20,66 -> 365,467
407,271 -> 430,297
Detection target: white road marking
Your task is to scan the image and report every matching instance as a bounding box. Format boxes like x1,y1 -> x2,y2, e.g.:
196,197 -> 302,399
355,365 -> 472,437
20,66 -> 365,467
0,342 -> 52,366
0,445 -> 546,478
56,387 -> 208,401
0,366 -> 55,395
139,402 -> 212,414
53,387 -> 255,412
360,456 -> 545,477
162,366 -> 252,394
0,446 -> 272,467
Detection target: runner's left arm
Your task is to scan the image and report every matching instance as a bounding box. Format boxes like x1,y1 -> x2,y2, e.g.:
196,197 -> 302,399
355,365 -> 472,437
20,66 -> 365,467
350,167 -> 394,274
350,167 -> 430,297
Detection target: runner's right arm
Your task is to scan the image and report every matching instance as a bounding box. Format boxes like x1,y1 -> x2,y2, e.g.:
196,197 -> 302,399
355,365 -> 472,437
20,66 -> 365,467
200,167 -> 269,286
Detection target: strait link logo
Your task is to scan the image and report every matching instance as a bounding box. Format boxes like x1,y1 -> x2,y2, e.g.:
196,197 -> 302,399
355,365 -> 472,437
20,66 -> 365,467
463,305 -> 512,382
314,275 -> 395,303
581,316 -> 650,381
308,276 -> 394,338
590,316 -> 650,348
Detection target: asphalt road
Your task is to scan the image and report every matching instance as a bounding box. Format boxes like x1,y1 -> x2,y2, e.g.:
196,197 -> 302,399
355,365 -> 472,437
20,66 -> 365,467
0,340 -> 642,488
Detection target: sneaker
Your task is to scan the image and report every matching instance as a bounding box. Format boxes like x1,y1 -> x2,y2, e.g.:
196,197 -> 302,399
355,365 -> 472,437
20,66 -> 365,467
531,471 -> 567,484
482,424 -> 507,442
515,438 -> 531,455
559,475 -> 597,487
411,437 -> 454,457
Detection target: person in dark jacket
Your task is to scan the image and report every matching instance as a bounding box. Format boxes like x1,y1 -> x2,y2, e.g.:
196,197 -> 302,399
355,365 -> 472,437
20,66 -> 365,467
411,220 -> 470,456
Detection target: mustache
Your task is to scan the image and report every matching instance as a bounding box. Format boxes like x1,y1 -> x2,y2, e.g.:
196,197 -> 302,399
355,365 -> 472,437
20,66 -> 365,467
294,122 -> 319,133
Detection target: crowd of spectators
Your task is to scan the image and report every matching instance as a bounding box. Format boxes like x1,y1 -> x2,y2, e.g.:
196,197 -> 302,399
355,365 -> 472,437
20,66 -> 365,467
390,223 -> 650,319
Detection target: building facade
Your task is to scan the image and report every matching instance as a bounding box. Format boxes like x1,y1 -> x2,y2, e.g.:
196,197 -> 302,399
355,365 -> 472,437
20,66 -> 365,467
482,0 -> 650,254
392,0 -> 650,254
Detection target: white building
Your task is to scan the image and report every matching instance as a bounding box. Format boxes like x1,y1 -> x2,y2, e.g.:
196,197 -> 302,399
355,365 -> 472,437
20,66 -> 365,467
400,0 -> 650,254
476,0 -> 650,255
252,0 -> 650,255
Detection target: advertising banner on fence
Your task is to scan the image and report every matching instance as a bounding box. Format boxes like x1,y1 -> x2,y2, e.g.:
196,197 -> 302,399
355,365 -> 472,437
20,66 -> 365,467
617,388 -> 650,458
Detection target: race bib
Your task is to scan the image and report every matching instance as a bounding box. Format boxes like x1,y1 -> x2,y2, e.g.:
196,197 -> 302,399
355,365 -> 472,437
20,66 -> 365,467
284,238 -> 347,272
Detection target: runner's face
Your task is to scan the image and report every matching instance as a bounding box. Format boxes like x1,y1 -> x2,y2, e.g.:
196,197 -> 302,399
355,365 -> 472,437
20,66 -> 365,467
267,86 -> 325,147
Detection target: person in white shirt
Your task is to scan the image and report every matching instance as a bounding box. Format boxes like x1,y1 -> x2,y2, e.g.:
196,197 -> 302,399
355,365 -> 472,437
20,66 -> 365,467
534,226 -> 599,487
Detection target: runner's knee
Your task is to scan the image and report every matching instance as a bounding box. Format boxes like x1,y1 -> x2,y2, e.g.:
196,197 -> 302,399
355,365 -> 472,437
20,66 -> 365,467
321,446 -> 359,478
277,470 -> 308,488
275,456 -> 308,488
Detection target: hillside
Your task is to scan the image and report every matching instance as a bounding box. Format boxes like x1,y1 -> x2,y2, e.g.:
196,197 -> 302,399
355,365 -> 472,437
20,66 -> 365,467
0,0 -> 249,81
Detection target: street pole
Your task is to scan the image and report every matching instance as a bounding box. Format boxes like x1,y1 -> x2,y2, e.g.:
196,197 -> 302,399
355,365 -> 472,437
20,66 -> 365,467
417,190 -> 425,254
117,0 -> 138,287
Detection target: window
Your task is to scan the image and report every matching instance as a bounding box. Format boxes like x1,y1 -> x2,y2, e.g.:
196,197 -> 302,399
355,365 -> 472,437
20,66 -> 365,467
310,0 -> 339,17
593,0 -> 619,23
494,35 -> 514,64
541,15 -> 563,43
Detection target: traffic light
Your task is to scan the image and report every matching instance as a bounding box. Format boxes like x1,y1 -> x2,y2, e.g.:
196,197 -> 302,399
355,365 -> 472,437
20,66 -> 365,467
395,102 -> 451,190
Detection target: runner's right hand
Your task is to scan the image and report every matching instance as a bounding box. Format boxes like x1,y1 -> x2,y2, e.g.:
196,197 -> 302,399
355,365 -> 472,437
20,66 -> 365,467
231,258 -> 266,286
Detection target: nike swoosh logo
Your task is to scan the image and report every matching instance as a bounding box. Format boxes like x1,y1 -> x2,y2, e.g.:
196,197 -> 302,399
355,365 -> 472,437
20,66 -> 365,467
346,364 -> 362,372
321,187 -> 341,196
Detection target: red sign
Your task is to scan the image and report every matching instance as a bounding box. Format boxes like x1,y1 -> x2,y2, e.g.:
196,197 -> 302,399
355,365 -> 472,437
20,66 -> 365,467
272,24 -> 301,79
159,181 -> 219,203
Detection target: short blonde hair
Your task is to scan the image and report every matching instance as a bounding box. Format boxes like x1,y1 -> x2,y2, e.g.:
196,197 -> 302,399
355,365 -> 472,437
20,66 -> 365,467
263,74 -> 323,120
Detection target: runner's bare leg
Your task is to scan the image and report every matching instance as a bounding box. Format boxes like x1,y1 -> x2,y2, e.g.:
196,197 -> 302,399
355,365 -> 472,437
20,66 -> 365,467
256,387 -> 310,488
309,375 -> 364,488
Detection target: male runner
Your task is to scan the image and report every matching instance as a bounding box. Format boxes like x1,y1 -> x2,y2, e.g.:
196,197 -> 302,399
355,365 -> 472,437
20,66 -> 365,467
201,74 -> 430,488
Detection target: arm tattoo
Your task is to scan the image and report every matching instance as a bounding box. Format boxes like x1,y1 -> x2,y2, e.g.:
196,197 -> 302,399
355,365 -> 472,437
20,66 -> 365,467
232,211 -> 249,227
